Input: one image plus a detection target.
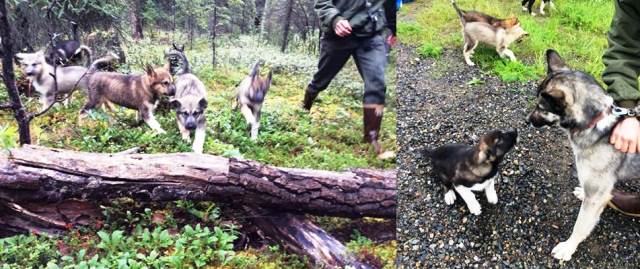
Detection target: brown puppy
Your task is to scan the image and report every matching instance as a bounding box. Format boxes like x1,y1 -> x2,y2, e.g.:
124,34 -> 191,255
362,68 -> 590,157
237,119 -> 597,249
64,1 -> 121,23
81,64 -> 176,134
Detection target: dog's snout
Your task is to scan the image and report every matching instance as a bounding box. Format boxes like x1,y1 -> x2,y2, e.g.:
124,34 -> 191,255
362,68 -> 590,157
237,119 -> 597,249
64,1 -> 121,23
185,119 -> 197,130
168,85 -> 176,95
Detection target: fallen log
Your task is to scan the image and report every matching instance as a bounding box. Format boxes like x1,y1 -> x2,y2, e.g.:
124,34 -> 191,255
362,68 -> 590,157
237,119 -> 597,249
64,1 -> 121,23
0,145 -> 396,218
0,145 -> 396,268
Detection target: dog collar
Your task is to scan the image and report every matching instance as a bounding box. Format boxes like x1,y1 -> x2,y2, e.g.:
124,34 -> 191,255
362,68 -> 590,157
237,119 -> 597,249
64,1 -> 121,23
571,107 -> 611,134
612,105 -> 639,117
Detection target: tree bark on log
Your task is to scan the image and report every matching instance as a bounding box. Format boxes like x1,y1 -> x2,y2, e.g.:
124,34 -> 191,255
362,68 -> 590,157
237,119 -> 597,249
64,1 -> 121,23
0,145 -> 396,218
0,145 -> 394,268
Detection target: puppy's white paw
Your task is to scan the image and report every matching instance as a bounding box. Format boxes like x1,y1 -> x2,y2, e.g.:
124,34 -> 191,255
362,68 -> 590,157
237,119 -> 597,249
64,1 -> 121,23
192,145 -> 203,154
465,61 -> 476,67
531,12 -> 537,16
551,241 -> 577,261
444,190 -> 456,205
467,202 -> 482,215
522,6 -> 528,11
155,129 -> 167,135
486,191 -> 498,205
573,187 -> 585,201
182,135 -> 191,141
540,10 -> 546,16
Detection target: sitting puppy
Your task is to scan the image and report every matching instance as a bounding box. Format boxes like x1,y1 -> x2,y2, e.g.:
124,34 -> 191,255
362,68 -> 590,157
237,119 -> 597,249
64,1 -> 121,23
521,0 -> 555,16
452,1 -> 529,66
235,61 -> 272,141
426,129 -> 518,215
15,51 -> 113,111
81,63 -> 176,134
165,45 -> 208,153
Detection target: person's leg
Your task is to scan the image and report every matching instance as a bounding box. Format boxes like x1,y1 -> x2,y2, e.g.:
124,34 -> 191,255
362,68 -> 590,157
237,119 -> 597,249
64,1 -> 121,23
303,38 -> 353,110
353,34 -> 394,159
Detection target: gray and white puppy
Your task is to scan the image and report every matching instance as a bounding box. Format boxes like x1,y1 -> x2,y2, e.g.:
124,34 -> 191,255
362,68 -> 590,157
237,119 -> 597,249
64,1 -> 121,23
235,61 -> 272,141
165,45 -> 208,153
452,1 -> 529,66
528,49 -> 640,261
15,50 -> 111,111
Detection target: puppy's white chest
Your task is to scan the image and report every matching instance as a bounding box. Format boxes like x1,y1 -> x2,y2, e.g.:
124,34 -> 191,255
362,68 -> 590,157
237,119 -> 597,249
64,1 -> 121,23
469,180 -> 492,191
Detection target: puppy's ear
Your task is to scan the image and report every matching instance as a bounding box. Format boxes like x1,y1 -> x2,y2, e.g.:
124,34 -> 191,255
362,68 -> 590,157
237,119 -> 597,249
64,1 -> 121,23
170,98 -> 181,110
145,64 -> 156,78
542,89 -> 570,107
14,53 -> 23,63
546,49 -> 569,74
198,98 -> 208,110
474,140 -> 489,164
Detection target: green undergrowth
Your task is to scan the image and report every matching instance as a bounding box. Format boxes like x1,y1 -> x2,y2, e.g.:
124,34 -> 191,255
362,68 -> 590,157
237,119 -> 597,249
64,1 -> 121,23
0,34 -> 396,268
399,0 -> 613,83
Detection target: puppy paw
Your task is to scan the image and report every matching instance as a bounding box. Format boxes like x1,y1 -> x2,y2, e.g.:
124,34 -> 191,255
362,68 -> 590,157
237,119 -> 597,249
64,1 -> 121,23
467,203 -> 482,215
155,129 -> 167,135
182,135 -> 191,141
572,187 -> 585,201
465,61 -> 476,67
531,12 -> 537,16
521,6 -> 528,11
444,190 -> 456,205
192,146 -> 203,154
551,241 -> 577,261
486,191 -> 498,205
540,10 -> 546,16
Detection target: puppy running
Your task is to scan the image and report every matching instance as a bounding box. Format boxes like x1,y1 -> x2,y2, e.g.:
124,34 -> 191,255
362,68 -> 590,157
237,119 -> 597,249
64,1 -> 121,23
426,129 -> 518,215
15,50 -> 112,111
81,62 -> 176,134
235,61 -> 272,141
528,50 -> 640,261
452,1 -> 529,66
521,0 -> 555,16
165,44 -> 208,153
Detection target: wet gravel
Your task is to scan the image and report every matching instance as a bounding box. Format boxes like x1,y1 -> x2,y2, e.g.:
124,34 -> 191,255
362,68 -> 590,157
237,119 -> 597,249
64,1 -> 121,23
396,46 -> 640,268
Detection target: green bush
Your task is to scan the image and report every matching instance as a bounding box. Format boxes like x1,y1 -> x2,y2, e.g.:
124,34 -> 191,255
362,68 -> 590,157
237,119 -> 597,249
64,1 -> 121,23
416,43 -> 443,59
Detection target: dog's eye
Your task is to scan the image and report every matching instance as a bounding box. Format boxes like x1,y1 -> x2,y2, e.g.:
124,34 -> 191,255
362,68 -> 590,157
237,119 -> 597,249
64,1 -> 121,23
163,81 -> 170,86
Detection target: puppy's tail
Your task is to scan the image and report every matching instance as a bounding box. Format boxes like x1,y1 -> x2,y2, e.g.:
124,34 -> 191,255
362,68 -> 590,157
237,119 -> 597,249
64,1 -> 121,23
88,52 -> 119,73
77,45 -> 92,67
451,0 -> 466,24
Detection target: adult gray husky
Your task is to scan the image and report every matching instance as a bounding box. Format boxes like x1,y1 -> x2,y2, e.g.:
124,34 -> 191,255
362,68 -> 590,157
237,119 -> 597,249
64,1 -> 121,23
165,44 -> 208,153
527,49 -> 640,261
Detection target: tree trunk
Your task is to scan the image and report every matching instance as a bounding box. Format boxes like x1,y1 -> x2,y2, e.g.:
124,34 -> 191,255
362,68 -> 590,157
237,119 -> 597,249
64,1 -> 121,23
211,4 -> 218,68
0,145 -> 396,218
259,0 -> 270,39
0,0 -> 31,145
280,0 -> 294,53
0,145 -> 394,268
130,0 -> 144,40
244,207 -> 372,269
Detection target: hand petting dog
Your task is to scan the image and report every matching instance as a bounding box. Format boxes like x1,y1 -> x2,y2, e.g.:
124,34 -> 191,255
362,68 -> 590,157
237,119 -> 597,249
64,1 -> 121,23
610,117 -> 640,154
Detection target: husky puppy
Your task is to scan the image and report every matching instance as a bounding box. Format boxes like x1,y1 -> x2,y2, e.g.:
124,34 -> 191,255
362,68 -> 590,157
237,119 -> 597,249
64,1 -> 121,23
527,50 -> 640,261
452,1 -> 529,66
165,45 -> 208,153
521,0 -> 555,16
81,63 -> 176,134
235,61 -> 272,141
426,129 -> 518,215
15,51 -> 112,111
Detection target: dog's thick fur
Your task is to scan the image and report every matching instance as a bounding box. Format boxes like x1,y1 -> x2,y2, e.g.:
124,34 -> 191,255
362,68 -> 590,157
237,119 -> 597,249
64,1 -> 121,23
81,63 -> 176,134
235,61 -> 272,140
165,45 -> 208,153
15,50 -> 111,111
452,1 -> 528,66
521,0 -> 555,16
426,129 -> 518,215
527,50 -> 640,261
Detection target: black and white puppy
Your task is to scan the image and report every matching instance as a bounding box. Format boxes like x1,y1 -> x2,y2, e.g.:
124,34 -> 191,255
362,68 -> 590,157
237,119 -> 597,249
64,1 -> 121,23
426,129 -> 518,215
521,0 -> 555,16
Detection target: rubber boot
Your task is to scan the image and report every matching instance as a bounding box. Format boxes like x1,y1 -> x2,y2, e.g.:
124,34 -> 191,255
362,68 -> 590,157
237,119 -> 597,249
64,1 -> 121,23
363,105 -> 395,159
302,87 -> 320,111
608,190 -> 640,217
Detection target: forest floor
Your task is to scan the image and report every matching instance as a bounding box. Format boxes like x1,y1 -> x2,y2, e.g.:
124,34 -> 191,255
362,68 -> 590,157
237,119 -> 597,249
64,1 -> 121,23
0,35 -> 396,268
396,0 -> 640,267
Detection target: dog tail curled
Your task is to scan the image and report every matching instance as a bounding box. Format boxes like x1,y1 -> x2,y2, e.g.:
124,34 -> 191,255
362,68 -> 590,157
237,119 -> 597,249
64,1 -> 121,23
88,52 -> 119,73
451,0 -> 466,24
76,45 -> 92,67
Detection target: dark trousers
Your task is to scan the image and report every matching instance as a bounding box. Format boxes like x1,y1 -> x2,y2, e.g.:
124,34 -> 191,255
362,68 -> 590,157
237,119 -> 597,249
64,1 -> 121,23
308,34 -> 388,105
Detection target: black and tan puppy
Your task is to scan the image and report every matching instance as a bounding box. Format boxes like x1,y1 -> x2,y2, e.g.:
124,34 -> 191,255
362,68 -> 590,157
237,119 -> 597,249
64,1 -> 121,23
426,129 -> 518,215
81,64 -> 176,134
521,0 -> 555,16
235,61 -> 272,141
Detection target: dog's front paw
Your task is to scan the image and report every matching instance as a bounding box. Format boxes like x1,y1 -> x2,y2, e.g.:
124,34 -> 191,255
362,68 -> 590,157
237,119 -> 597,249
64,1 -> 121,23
192,145 -> 203,154
521,6 -> 528,12
540,10 -> 546,16
551,241 -> 577,261
182,134 -> 191,141
572,187 -> 585,201
444,190 -> 456,205
467,202 -> 482,215
155,129 -> 167,135
486,191 -> 498,205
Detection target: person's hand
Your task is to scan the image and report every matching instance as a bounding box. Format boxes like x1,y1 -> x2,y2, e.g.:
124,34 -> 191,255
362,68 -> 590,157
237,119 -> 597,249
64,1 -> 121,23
387,35 -> 397,47
610,117 -> 640,153
334,19 -> 352,37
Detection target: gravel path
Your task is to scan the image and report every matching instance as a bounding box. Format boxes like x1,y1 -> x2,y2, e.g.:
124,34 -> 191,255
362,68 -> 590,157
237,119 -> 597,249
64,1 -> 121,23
396,45 -> 640,267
